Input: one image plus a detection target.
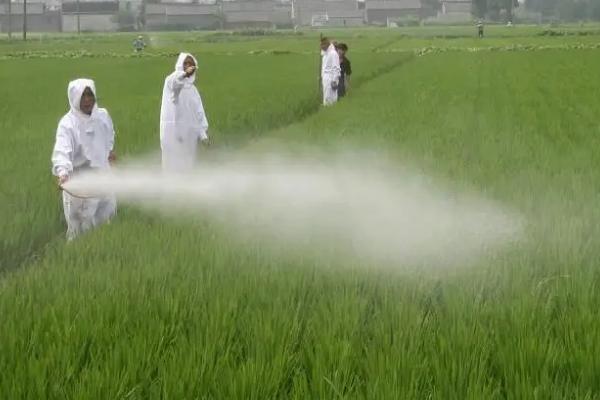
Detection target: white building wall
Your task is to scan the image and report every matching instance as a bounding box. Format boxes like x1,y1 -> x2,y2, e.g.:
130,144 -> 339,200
62,14 -> 118,32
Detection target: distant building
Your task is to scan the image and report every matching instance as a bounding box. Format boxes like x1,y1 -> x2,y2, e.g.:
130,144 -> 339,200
0,2 -> 61,32
0,0 -> 452,33
295,0 -> 364,26
324,10 -> 365,26
145,3 -> 221,30
145,1 -> 291,30
61,1 -> 119,32
366,0 -> 431,24
223,1 -> 292,29
438,0 -> 471,22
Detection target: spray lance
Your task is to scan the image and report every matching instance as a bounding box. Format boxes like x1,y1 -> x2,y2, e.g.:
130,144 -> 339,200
57,151 -> 117,199
58,174 -> 101,200
59,183 -> 95,199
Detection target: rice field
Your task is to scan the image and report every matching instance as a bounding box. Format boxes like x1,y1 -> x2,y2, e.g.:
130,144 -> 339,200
1,26 -> 600,398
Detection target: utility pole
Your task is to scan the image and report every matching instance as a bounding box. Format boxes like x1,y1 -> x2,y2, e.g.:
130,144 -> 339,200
7,0 -> 12,40
76,0 -> 80,34
22,0 -> 26,41
291,0 -> 295,28
218,0 -> 224,30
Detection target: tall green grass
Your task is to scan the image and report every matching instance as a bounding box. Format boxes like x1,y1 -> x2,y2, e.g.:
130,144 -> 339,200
0,44 -> 402,272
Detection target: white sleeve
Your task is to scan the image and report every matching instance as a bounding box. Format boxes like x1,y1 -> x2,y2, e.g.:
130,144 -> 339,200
331,52 -> 341,81
104,111 -> 116,151
322,53 -> 331,76
165,72 -> 187,103
199,113 -> 209,140
195,93 -> 209,139
324,52 -> 341,82
51,122 -> 74,177
168,71 -> 187,92
199,118 -> 209,140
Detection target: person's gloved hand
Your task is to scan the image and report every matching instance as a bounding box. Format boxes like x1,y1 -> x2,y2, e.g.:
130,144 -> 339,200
184,66 -> 196,77
58,174 -> 69,186
108,150 -> 116,164
331,81 -> 339,90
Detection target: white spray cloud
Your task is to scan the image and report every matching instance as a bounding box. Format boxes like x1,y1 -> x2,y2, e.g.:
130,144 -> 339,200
63,149 -> 523,266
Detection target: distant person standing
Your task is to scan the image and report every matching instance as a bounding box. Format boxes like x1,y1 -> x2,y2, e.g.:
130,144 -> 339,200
319,37 -> 341,106
477,20 -> 484,38
133,35 -> 146,53
160,53 -> 209,172
336,43 -> 352,98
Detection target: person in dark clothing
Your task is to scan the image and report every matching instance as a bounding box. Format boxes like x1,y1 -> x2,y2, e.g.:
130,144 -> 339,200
336,43 -> 352,98
477,20 -> 484,38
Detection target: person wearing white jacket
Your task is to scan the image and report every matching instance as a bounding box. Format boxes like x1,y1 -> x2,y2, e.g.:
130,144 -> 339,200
51,78 -> 117,241
320,38 -> 341,106
160,52 -> 209,172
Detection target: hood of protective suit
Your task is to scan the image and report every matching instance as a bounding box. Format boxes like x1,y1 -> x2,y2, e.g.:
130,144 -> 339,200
174,52 -> 198,85
67,78 -> 98,117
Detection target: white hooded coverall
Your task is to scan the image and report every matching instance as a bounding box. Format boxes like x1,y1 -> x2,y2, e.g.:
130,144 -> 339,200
51,79 -> 117,241
321,44 -> 341,106
160,53 -> 209,171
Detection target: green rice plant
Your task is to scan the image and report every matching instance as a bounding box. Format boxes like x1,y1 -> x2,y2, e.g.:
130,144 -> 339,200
2,30 -> 600,399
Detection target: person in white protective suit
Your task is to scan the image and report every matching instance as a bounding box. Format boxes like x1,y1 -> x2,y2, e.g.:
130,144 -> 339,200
160,52 -> 209,172
51,79 -> 117,241
320,37 -> 341,106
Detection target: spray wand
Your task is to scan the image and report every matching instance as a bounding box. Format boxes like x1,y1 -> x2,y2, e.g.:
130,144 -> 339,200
58,184 -> 96,200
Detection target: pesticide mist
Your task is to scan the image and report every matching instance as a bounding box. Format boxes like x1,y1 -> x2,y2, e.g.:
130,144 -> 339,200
64,148 -> 523,266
